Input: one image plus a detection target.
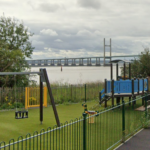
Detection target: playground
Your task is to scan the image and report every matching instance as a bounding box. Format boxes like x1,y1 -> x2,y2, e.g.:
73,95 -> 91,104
0,61 -> 150,149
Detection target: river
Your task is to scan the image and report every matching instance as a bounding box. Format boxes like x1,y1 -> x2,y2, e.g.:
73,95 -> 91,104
30,66 -> 121,84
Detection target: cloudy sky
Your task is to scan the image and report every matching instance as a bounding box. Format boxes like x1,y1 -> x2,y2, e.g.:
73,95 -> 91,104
1,0 -> 150,59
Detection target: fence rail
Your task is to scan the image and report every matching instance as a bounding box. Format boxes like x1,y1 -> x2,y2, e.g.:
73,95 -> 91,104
0,95 -> 149,150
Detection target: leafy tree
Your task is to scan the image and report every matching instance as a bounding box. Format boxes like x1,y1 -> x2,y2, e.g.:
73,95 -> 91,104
121,48 -> 150,78
0,15 -> 34,87
131,48 -> 150,78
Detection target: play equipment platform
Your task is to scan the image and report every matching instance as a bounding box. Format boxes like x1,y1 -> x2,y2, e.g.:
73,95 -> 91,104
99,78 -> 148,107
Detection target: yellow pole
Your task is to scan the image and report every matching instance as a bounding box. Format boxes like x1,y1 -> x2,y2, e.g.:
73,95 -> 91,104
44,86 -> 47,107
28,87 -> 30,108
25,87 -> 28,109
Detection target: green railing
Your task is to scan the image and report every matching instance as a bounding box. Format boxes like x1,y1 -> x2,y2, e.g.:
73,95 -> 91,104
49,83 -> 103,104
0,95 -> 148,150
0,83 -> 103,110
0,87 -> 25,110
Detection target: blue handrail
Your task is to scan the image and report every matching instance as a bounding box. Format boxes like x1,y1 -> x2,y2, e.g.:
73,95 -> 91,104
100,88 -> 105,99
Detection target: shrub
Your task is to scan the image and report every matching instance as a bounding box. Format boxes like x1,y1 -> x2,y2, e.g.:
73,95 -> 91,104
8,105 -> 15,109
1,103 -> 8,109
13,102 -> 24,108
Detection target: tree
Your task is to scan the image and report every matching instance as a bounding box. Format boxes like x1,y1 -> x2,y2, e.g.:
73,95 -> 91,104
0,15 -> 34,87
121,48 -> 150,78
131,48 -> 150,78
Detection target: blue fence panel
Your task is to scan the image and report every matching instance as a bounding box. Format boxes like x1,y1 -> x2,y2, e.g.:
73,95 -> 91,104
119,80 -> 132,93
114,80 -> 132,94
106,79 -> 147,94
107,81 -> 111,93
139,79 -> 143,92
144,79 -> 148,91
114,81 -> 120,93
134,80 -> 138,92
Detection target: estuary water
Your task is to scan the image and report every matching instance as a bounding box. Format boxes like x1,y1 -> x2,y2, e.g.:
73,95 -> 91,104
31,66 -> 121,84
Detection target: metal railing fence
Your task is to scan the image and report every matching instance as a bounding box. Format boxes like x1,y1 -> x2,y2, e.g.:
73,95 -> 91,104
0,87 -> 25,109
48,83 -> 104,104
0,82 -> 104,109
0,95 -> 148,150
0,117 -> 84,150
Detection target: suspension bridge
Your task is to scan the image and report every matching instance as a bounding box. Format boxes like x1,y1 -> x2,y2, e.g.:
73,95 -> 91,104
26,55 -> 139,67
26,38 -> 139,67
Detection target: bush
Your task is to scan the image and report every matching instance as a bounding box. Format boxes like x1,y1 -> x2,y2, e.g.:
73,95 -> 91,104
8,105 -> 15,109
13,102 -> 24,108
141,112 -> 150,128
1,103 -> 8,109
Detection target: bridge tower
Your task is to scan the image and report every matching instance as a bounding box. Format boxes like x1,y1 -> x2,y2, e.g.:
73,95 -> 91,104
104,38 -> 111,66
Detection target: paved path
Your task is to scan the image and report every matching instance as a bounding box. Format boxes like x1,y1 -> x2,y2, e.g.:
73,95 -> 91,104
117,128 -> 150,150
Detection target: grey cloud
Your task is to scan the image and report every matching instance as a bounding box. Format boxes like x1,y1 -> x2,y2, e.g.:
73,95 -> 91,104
2,0 -> 150,59
38,3 -> 61,12
29,22 -> 137,57
77,0 -> 100,9
28,2 -> 65,12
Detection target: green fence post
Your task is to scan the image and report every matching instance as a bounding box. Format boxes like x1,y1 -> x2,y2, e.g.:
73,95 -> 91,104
85,84 -> 86,103
122,100 -> 125,142
83,112 -> 87,150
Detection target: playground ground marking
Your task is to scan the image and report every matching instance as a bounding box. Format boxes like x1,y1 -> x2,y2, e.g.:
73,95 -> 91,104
114,128 -> 144,150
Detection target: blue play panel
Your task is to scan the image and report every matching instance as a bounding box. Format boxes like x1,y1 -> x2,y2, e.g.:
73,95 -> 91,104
100,78 -> 148,100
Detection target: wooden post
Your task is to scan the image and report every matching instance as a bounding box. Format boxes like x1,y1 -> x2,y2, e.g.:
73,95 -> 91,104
116,97 -> 120,105
147,77 -> 149,92
40,69 -> 43,124
42,68 -> 60,127
137,79 -> 139,95
112,79 -> 114,107
111,63 -> 113,80
116,63 -> 118,80
129,63 -> 131,79
143,79 -> 144,94
124,62 -> 126,80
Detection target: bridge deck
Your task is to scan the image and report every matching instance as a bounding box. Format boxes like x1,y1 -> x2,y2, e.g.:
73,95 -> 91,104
26,55 -> 138,67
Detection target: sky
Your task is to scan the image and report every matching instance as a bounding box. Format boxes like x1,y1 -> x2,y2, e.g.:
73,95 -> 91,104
1,0 -> 150,59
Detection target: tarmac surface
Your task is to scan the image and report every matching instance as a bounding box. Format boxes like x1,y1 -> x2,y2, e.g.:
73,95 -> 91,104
117,128 -> 150,150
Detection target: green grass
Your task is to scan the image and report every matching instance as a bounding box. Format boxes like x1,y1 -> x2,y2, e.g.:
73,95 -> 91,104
0,100 -> 97,143
0,97 -> 147,150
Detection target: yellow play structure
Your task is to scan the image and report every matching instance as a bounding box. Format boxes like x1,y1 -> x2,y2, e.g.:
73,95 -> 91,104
25,87 -> 47,109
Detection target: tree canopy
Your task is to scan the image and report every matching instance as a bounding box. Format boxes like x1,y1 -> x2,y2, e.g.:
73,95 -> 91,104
120,48 -> 150,78
131,48 -> 150,78
0,15 -> 34,87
